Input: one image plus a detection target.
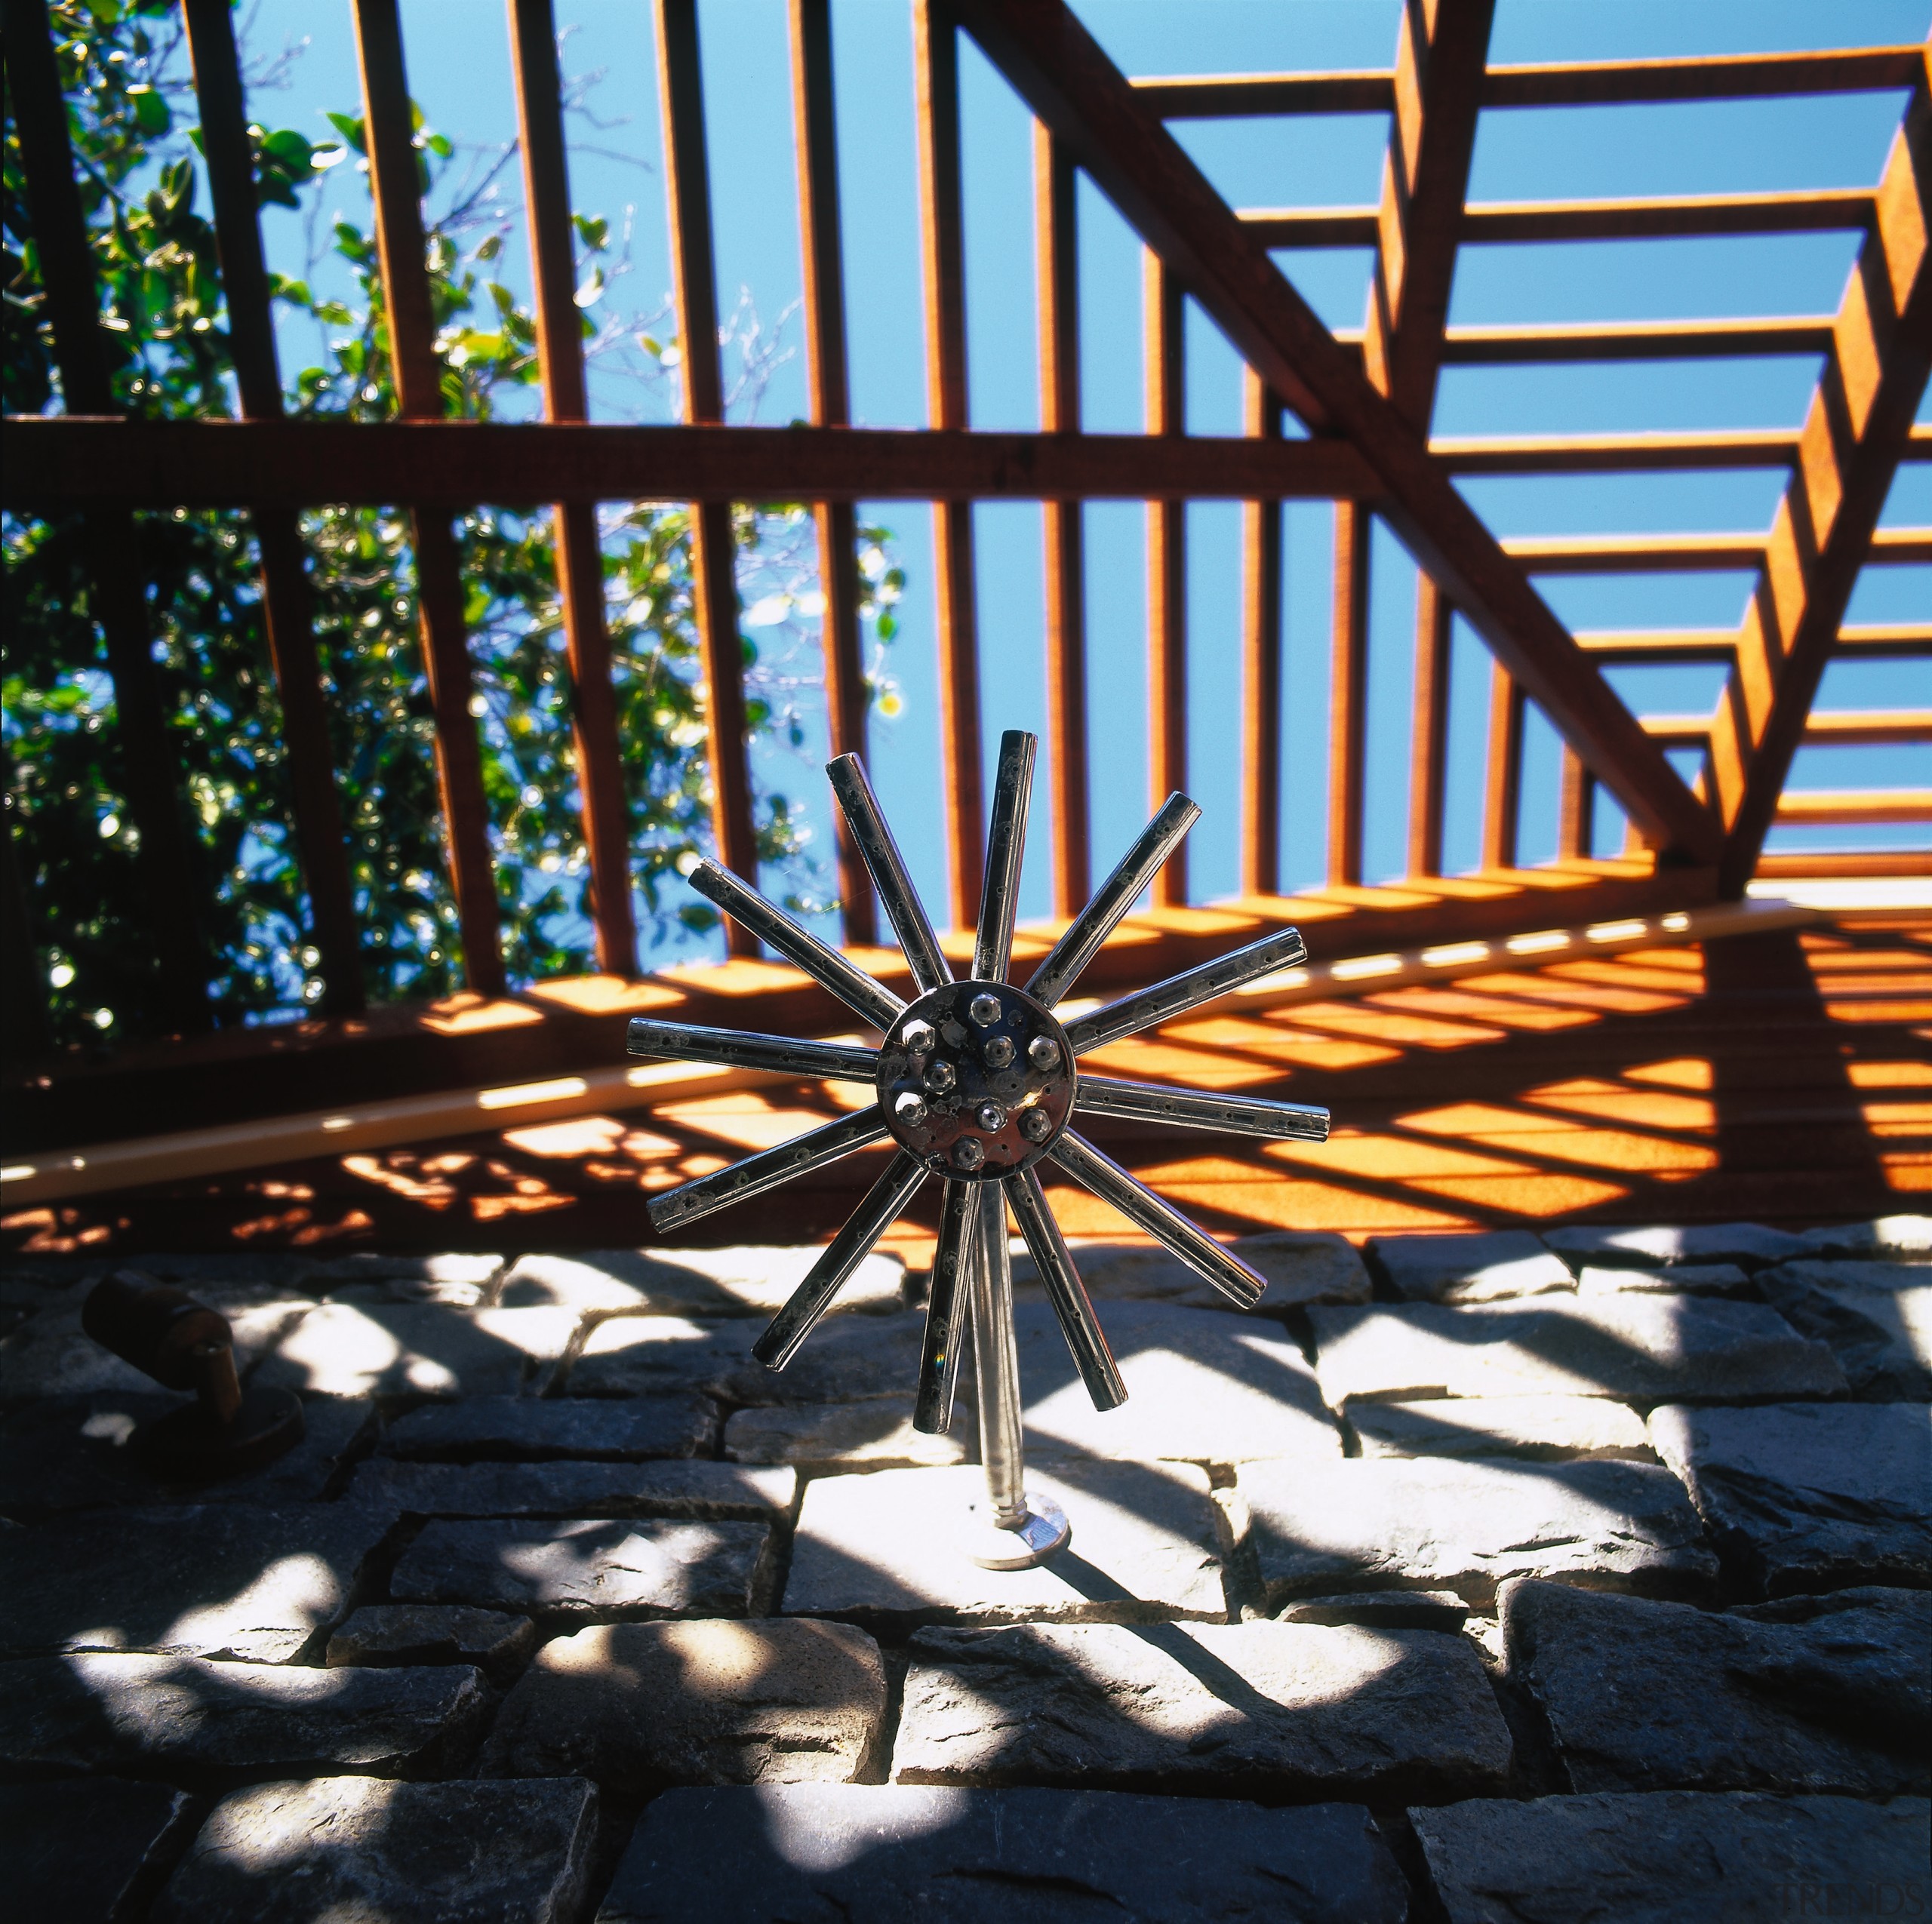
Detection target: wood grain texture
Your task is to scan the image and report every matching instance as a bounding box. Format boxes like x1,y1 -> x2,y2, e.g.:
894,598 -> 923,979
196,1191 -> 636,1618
1145,251 -> 1187,909
1240,370 -> 1283,898
1327,503 -> 1369,888
1408,569 -> 1453,879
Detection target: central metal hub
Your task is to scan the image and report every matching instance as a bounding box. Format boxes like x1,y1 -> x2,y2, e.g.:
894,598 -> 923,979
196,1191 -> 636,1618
877,979 -> 1076,1181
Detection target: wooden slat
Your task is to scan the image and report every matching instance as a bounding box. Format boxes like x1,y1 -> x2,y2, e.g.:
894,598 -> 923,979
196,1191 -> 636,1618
1361,0 -> 1494,431
1715,69 -> 1932,893
1838,624 -> 1932,656
1481,662 -> 1526,871
1577,629 -> 1740,662
1639,714 -> 1715,749
1145,250 -> 1187,909
653,0 -> 758,945
955,0 -> 1719,865
352,0 -> 505,997
183,0 -> 365,1016
1240,370 -> 1283,896
2,416 -> 1382,506
1327,500 -> 1369,887
1503,532 -> 1770,573
5,0 -> 209,1032
1804,709 -> 1932,745
788,0 -> 875,948
1432,316 -> 1838,364
1775,789 -> 1932,826
1558,746 -> 1594,860
1035,123 -> 1089,919
1754,848 -> 1931,878
1131,48 -> 1927,118
1407,568 -> 1452,877
508,0 -> 638,978
1435,429 -> 1803,474
1244,188 -> 1877,249
915,0 -> 983,927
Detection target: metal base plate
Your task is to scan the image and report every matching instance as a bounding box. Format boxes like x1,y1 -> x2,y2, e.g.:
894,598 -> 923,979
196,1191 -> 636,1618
961,1490 -> 1071,1570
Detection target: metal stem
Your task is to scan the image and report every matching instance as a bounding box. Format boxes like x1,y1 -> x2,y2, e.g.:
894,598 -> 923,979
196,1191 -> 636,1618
1062,926 -> 1309,1055
629,1018 -> 878,1083
971,1181 -> 1026,1526
828,753 -> 953,994
1074,1074 -> 1330,1141
647,1107 -> 888,1234
913,1179 -> 981,1434
974,730 -> 1036,983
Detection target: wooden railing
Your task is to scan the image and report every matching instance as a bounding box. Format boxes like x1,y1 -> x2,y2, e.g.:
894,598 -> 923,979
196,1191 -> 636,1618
4,0 -> 1927,1071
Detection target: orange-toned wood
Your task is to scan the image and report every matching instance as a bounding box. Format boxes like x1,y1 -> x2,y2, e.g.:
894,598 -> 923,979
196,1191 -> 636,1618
1435,429 -> 1802,474
1241,370 -> 1283,896
1840,625 -> 1932,656
1755,850 -> 1931,878
1036,123 -> 1090,917
1327,502 -> 1369,887
1775,791 -> 1932,827
915,0 -> 983,925
1145,250 -> 1187,908
1482,661 -> 1526,870
1434,317 -> 1837,364
1408,570 -> 1453,878
1805,710 -> 1932,745
654,0 -> 758,939
508,0 -> 637,977
1558,746 -> 1594,859
354,0 -> 504,996
788,0 -> 875,948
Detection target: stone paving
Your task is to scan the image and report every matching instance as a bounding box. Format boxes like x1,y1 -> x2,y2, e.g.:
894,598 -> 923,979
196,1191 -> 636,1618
0,1225 -> 1926,1922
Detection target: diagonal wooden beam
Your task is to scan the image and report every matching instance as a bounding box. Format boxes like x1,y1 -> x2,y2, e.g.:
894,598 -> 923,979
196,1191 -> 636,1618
1712,65 -> 1932,896
1362,0 -> 1494,432
952,0 -> 1719,866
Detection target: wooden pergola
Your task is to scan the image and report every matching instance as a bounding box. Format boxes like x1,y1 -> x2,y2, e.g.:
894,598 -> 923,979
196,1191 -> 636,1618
2,2 -> 1927,1219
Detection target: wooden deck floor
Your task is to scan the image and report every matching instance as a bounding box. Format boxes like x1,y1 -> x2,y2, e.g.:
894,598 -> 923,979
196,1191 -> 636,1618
5,915 -> 1925,1263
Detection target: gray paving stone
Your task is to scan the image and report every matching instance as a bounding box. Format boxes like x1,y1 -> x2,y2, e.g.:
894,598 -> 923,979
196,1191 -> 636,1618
326,1604 -> 537,1681
484,1617 -> 887,1787
391,1516 -> 771,1619
1577,1262 -> 1752,1296
153,1776 -> 596,1924
1545,1222 -> 1809,1271
253,1302 -> 580,1399
1757,1260 -> 1932,1400
1412,1790 -> 1931,1924
1307,1296 -> 1846,1407
1647,1401 -> 1932,1595
0,1501 -> 398,1662
1369,1231 -> 1574,1303
349,1457 -> 794,1520
894,1618 -> 1510,1800
724,1394 -> 977,1469
1503,1579 -> 1930,1796
783,1461 -> 1229,1624
0,1283 -> 315,1399
596,1784 -> 1411,1924
1275,1590 -> 1471,1628
378,1393 -> 715,1461
0,1391 -> 374,1516
1800,1214 -> 1932,1260
568,1311 -> 914,1403
0,1653 -> 488,1779
1015,1231 -> 1372,1312
315,1253 -> 505,1306
1349,1394 -> 1651,1461
501,1246 -> 907,1316
1238,1456 -> 1716,1609
1,1778 -> 198,1924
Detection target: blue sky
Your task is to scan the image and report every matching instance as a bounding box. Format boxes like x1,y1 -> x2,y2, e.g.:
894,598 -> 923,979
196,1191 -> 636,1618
233,0 -> 1930,962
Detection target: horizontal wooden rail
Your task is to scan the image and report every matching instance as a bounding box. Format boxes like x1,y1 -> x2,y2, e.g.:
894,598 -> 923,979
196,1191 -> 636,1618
1802,710 -> 1932,745
1503,532 -> 1770,573
1428,316 -> 1838,364
1577,629 -> 1740,662
1131,47 -> 1927,117
2,416 -> 1383,506
1435,429 -> 1803,474
1838,624 -> 1932,656
1775,789 -> 1932,826
1245,189 -> 1876,249
1639,714 -> 1715,748
1754,850 -> 1932,879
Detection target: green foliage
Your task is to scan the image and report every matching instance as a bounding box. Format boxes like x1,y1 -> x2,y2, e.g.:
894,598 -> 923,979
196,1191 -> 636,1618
2,0 -> 897,1047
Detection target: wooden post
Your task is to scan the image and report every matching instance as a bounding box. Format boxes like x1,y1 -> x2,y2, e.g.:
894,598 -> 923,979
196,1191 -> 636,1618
1482,660 -> 1525,871
1240,369 -> 1283,896
1407,570 -> 1452,877
1145,251 -> 1186,907
1327,500 -> 1369,887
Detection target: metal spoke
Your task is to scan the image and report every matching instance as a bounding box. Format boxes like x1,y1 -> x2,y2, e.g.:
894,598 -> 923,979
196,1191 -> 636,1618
646,1107 -> 889,1234
754,1150 -> 928,1369
914,1179 -> 981,1434
1006,1166 -> 1127,1411
1061,927 -> 1309,1056
629,1018 -> 878,1084
1049,1129 -> 1266,1311
971,1185 -> 1026,1523
1024,791 -> 1199,1007
688,859 -> 904,1030
1075,1075 -> 1330,1142
974,729 -> 1036,983
828,753 -> 952,994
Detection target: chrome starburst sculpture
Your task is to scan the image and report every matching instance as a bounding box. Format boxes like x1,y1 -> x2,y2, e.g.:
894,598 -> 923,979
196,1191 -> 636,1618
629,731 -> 1331,1566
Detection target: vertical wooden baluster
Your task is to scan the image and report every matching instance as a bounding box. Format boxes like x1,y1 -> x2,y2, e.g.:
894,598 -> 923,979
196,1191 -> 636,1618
789,0 -> 875,948
352,0 -> 506,995
1558,745 -> 1595,860
1145,251 -> 1186,908
1327,500 -> 1369,888
5,0 -> 209,1031
1240,368 -> 1283,897
1036,124 -> 1088,919
508,0 -> 638,976
915,0 -> 983,927
654,0 -> 758,952
1482,661 -> 1525,871
182,0 -> 365,1016
1408,569 -> 1451,878
2,748 -> 50,1056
